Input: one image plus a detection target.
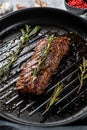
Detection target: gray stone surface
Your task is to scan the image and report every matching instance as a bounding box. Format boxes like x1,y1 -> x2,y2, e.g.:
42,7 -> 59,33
0,0 -> 66,11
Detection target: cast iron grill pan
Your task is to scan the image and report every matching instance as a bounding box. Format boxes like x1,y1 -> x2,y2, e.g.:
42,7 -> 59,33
0,8 -> 87,126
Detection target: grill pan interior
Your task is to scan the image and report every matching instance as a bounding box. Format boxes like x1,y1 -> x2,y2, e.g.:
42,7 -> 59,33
0,8 -> 87,126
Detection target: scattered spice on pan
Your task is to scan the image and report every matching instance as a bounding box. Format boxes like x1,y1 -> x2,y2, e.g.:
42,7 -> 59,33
44,83 -> 64,113
68,0 -> 87,9
0,25 -> 41,83
16,4 -> 27,10
77,57 -> 87,94
35,0 -> 47,7
32,35 -> 54,81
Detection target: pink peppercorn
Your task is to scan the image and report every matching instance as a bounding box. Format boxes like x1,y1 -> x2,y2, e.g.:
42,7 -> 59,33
68,0 -> 87,8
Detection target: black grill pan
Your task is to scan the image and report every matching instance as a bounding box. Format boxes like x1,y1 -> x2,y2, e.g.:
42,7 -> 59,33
0,8 -> 87,126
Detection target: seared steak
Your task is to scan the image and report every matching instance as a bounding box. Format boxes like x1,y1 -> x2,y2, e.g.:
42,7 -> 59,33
16,36 -> 70,95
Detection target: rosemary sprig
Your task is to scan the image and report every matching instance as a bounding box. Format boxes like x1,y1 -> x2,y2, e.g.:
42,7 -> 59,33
0,25 -> 41,83
45,83 -> 64,112
77,57 -> 87,94
32,35 -> 54,81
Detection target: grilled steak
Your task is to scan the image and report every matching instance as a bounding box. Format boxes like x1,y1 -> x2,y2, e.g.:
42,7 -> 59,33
16,36 -> 70,95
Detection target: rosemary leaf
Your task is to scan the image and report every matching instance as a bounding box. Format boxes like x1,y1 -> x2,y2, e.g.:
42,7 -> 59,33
48,35 -> 55,44
32,68 -> 37,81
77,57 -> 87,94
29,26 -> 41,37
32,35 -> 54,81
0,25 -> 41,83
83,74 -> 87,80
45,83 -> 64,112
25,25 -> 31,34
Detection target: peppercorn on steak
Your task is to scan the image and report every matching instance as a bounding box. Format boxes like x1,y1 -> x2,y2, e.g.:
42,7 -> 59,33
16,36 -> 70,95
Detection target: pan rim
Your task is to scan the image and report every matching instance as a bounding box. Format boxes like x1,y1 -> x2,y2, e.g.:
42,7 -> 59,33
0,7 -> 87,25
0,7 -> 87,37
0,106 -> 87,127
0,7 -> 82,19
